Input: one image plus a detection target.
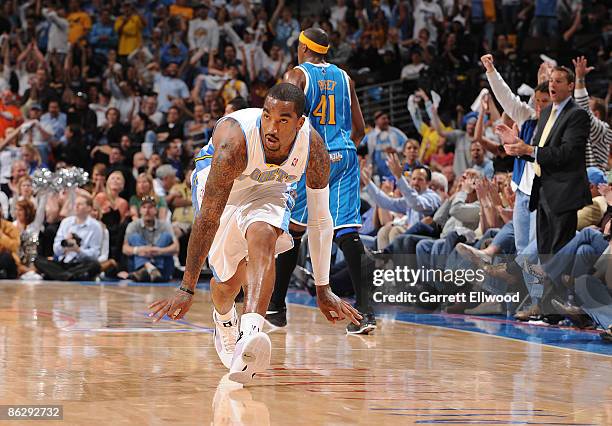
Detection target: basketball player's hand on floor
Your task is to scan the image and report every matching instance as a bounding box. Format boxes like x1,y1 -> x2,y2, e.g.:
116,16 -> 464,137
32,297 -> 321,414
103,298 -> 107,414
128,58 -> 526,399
316,285 -> 362,325
148,288 -> 194,322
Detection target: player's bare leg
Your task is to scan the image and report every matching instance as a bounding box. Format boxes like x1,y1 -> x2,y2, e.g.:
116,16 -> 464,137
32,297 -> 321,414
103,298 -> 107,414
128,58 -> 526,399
210,260 -> 245,369
229,221 -> 282,384
243,222 -> 283,315
211,259 -> 245,315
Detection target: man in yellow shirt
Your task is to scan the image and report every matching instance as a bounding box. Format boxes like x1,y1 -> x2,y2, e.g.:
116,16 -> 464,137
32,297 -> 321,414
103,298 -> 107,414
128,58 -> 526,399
67,0 -> 92,44
115,2 -> 146,58
407,89 -> 452,164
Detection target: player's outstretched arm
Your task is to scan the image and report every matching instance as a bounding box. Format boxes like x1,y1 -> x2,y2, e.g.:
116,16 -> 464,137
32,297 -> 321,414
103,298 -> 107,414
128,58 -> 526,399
148,118 -> 247,322
349,77 -> 366,147
306,129 -> 362,326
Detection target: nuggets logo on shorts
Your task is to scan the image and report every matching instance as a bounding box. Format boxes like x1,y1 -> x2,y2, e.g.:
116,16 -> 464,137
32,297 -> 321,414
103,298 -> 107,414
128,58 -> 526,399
237,167 -> 298,184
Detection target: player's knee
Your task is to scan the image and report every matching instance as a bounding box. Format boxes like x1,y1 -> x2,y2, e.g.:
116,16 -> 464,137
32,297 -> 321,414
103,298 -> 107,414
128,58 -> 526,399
246,222 -> 280,251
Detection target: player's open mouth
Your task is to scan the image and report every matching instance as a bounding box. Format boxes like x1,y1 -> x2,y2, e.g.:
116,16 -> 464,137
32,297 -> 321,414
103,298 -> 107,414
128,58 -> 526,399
265,136 -> 279,145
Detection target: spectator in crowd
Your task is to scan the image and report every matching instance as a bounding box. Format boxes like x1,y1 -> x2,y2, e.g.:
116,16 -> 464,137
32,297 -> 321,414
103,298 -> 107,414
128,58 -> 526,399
470,140 -> 494,180
154,164 -> 178,198
42,4 -> 69,57
67,0 -> 92,45
40,100 -> 66,143
188,4 -> 219,54
115,2 -> 146,60
572,57 -> 612,173
153,62 -> 190,114
361,111 -> 408,180
9,176 -> 35,220
361,160 -> 441,249
576,167 -> 608,231
1,160 -> 28,200
154,105 -> 184,145
169,168 -> 194,238
0,91 -> 23,139
35,195 -> 103,281
400,48 -> 428,86
272,6 -> 300,52
13,199 -> 36,234
130,173 -> 168,222
123,195 -> 178,282
89,8 -> 117,62
0,213 -> 19,279
431,105 -> 477,179
90,163 -> 107,197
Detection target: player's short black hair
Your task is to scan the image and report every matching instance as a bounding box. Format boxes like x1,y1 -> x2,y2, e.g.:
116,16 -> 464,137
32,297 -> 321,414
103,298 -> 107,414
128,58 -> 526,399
303,27 -> 329,56
266,83 -> 305,116
228,97 -> 249,112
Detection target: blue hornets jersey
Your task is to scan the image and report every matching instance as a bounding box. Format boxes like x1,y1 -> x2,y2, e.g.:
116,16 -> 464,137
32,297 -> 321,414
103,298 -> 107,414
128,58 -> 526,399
296,62 -> 354,152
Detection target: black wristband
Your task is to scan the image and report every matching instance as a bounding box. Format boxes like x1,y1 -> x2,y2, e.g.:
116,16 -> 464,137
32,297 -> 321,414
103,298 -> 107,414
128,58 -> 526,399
179,286 -> 195,295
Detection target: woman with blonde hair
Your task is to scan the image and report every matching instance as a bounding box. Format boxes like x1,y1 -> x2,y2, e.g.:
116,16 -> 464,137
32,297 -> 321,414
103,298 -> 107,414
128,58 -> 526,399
129,173 -> 168,221
9,176 -> 35,219
90,163 -> 108,196
21,144 -> 45,173
93,170 -> 130,266
93,171 -> 130,222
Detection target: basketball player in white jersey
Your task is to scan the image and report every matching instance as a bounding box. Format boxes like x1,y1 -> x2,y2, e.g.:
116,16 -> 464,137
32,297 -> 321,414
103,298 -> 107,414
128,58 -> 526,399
148,83 -> 361,384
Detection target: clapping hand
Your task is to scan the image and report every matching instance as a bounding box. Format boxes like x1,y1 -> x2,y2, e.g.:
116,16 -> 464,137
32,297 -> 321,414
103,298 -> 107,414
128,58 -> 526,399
598,183 -> 612,206
360,163 -> 373,186
386,153 -> 403,179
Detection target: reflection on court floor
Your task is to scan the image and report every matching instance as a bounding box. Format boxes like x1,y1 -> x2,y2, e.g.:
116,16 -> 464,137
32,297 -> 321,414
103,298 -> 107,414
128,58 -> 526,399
1,281 -> 610,425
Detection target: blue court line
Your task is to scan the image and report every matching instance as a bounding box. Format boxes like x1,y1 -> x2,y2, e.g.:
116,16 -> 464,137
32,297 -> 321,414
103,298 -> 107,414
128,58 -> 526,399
283,289 -> 612,357
76,279 -> 612,356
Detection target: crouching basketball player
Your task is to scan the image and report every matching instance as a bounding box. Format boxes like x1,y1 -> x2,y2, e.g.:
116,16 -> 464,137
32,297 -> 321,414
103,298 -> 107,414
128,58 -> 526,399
148,83 -> 361,384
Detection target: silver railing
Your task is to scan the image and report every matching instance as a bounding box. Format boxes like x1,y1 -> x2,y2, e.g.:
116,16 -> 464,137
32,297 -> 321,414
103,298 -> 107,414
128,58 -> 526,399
355,79 -> 414,134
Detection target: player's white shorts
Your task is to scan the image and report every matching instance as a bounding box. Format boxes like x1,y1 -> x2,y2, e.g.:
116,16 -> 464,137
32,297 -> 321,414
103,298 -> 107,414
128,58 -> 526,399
192,167 -> 295,283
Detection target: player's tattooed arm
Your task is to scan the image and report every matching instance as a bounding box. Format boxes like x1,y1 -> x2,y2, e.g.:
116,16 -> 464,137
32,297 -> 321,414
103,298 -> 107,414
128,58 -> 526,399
181,118 -> 247,290
306,127 -> 330,189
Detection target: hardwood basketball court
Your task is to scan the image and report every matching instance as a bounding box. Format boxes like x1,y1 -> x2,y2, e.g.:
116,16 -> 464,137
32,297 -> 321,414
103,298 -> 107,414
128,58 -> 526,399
1,281 -> 610,425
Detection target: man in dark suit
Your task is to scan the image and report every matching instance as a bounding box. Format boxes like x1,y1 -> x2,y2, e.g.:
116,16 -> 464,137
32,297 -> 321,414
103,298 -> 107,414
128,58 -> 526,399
498,66 -> 591,258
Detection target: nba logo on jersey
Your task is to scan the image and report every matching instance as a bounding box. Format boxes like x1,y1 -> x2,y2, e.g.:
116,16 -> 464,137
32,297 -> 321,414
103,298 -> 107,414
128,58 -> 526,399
291,157 -> 298,167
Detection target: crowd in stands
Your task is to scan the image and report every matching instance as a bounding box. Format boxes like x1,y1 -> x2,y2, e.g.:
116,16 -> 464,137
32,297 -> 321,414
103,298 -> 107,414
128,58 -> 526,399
0,0 -> 610,339
347,45 -> 612,341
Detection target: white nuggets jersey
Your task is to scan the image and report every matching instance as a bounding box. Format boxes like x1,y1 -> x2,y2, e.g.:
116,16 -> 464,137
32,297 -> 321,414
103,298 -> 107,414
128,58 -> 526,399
191,108 -> 311,282
193,108 -> 311,208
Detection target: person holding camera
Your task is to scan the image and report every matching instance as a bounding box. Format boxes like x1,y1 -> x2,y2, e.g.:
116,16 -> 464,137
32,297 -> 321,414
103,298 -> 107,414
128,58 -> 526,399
34,195 -> 104,281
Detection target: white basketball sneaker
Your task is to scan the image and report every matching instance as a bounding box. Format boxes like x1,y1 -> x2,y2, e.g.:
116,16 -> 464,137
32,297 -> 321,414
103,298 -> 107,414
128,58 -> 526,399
213,307 -> 239,369
228,330 -> 271,385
